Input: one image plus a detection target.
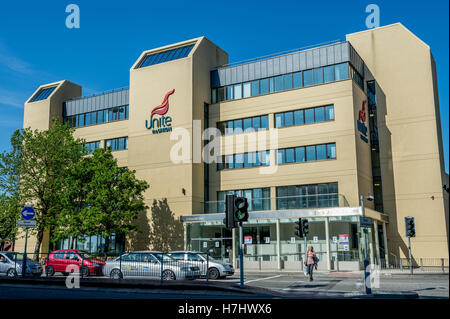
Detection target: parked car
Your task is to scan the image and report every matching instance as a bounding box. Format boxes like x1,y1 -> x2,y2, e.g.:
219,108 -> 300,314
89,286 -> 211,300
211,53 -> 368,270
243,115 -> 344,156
103,251 -> 201,280
167,251 -> 234,279
0,252 -> 42,278
45,249 -> 105,277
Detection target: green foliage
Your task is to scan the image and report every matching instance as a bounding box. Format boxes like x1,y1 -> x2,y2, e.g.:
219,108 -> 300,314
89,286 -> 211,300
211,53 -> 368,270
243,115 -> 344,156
148,198 -> 184,251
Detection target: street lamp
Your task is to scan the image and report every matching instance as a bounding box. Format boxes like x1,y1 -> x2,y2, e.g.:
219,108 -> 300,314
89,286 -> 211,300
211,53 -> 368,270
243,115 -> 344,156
360,194 -> 374,294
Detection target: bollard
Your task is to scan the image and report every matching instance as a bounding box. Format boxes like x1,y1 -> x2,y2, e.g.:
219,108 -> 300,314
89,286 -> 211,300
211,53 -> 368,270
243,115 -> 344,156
420,258 -> 423,271
442,258 -> 445,273
206,254 -> 209,284
160,253 -> 164,284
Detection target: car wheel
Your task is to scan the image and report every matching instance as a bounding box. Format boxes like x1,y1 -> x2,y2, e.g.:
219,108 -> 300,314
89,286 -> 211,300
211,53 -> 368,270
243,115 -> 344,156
208,267 -> 220,280
162,269 -> 176,280
45,266 -> 55,277
6,268 -> 17,278
110,269 -> 123,280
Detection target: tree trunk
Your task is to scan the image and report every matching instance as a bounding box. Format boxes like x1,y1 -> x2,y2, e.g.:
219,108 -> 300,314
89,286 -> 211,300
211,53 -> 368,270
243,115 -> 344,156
104,235 -> 110,253
33,228 -> 44,261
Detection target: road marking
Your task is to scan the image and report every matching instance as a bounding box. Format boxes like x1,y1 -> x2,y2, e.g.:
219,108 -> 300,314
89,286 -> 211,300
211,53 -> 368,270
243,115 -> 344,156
244,275 -> 282,284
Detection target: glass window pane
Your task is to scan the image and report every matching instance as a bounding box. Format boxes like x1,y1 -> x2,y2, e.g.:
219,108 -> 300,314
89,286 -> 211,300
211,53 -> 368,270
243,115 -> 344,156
295,147 -> 305,162
243,118 -> 252,132
118,138 -> 125,150
260,79 -> 269,95
211,89 -> 217,103
316,144 -> 327,160
283,74 -> 292,90
325,105 -> 335,121
78,114 -> 85,127
274,76 -> 283,92
269,77 -> 275,93
335,63 -> 349,81
233,119 -> 243,134
234,84 -> 242,99
119,106 -> 126,120
251,81 -> 259,96
243,82 -> 251,98
294,110 -> 304,125
112,107 -> 119,121
225,155 -> 233,169
85,113 -> 91,126
303,70 -> 313,87
277,187 -> 288,210
217,87 -> 225,102
226,86 -> 233,100
306,146 -> 316,161
255,152 -> 261,166
235,154 -> 243,168
327,143 -> 336,159
226,121 -> 233,135
252,117 -> 260,131
97,110 -> 104,124
293,72 -> 302,88
285,148 -> 294,163
261,115 -> 269,129
324,65 -> 334,83
284,111 -> 293,127
305,109 -> 314,124
315,107 -> 325,122
275,113 -> 283,128
314,68 -> 323,84
244,153 -> 251,168
277,149 -> 285,164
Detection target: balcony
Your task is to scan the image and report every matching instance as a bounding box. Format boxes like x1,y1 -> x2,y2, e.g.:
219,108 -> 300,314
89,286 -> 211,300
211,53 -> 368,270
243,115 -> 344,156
203,194 -> 350,214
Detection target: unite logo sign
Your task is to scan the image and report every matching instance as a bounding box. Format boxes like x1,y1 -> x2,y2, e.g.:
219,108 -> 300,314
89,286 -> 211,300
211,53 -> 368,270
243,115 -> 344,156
357,100 -> 369,143
145,89 -> 175,134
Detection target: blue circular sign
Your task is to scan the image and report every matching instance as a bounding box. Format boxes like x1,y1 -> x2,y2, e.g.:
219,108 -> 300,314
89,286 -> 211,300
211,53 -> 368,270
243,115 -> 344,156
21,206 -> 35,220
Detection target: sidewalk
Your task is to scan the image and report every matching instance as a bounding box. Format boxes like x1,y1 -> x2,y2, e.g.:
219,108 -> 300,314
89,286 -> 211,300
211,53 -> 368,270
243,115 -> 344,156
234,269 -> 449,277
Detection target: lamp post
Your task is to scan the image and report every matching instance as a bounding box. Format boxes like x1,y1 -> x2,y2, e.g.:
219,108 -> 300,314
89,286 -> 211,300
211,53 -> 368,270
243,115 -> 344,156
360,195 -> 374,294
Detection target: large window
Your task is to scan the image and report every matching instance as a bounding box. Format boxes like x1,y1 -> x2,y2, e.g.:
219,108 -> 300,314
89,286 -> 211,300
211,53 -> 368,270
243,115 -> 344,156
218,188 -> 271,212
211,62 -> 350,104
30,86 -> 57,102
105,137 -> 128,151
84,141 -> 101,154
218,151 -> 270,170
64,105 -> 129,129
136,44 -> 194,69
275,105 -> 334,128
277,143 -> 336,165
276,182 -> 338,209
218,115 -> 269,135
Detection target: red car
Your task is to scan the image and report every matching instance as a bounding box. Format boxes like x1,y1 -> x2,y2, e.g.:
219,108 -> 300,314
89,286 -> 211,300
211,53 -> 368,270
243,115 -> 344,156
45,249 -> 105,277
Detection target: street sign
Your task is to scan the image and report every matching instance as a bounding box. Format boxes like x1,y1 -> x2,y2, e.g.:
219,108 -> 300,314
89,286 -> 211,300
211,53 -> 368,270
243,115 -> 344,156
244,236 -> 252,245
339,234 -> 349,245
17,220 -> 36,228
360,216 -> 372,228
313,236 -> 318,243
332,236 -> 338,243
21,206 -> 35,220
290,237 -> 296,244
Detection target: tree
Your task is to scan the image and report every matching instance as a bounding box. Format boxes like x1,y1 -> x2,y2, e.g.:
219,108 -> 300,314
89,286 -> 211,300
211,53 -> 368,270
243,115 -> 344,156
0,129 -> 23,248
4,121 -> 85,257
148,198 -> 184,251
59,148 -> 149,252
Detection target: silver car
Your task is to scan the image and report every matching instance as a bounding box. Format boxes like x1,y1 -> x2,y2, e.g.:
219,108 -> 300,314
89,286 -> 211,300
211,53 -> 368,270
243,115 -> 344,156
102,251 -> 201,280
0,252 -> 43,278
167,251 -> 234,280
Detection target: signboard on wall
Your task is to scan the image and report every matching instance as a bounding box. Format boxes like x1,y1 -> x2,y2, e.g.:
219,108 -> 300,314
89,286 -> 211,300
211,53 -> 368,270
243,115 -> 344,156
244,236 -> 252,245
264,237 -> 270,244
290,237 -> 296,244
339,234 -> 349,245
313,236 -> 318,243
332,236 -> 338,243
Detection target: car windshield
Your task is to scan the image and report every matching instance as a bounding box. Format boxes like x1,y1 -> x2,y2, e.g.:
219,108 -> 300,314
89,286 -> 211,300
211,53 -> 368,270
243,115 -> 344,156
76,251 -> 96,259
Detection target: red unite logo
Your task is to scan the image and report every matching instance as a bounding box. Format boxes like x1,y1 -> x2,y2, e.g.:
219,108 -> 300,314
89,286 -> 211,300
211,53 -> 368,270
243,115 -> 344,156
359,100 -> 366,123
150,89 -> 175,120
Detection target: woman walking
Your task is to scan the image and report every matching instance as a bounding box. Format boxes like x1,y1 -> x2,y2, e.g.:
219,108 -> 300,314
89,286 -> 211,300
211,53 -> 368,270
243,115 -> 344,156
305,246 -> 316,281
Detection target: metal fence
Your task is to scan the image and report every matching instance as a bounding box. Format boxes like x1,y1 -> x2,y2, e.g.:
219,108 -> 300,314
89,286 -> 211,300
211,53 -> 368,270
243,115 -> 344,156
0,251 -> 216,282
380,257 -> 449,273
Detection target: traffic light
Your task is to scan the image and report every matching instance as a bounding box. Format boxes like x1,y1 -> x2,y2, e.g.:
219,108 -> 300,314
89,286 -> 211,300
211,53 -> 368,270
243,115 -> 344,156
234,197 -> 249,222
301,219 -> 309,236
295,218 -> 303,237
224,194 -> 237,229
405,217 -> 416,238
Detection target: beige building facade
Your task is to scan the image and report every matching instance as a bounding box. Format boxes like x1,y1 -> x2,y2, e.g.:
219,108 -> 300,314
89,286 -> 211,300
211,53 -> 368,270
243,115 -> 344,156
18,23 -> 448,271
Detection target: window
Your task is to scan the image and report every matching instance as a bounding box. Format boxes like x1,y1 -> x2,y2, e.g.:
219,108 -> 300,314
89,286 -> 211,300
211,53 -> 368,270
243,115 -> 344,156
217,87 -> 225,102
293,72 -> 302,88
219,151 -> 269,170
324,65 -> 334,83
233,119 -> 243,134
313,68 -> 323,84
105,137 -> 128,151
277,149 -> 285,164
84,141 -> 101,154
218,188 -> 270,211
306,146 -> 316,161
251,80 -> 259,96
243,82 -> 251,98
325,105 -> 334,121
284,111 -> 293,127
211,89 -> 217,103
315,107 -> 325,122
252,117 -> 260,131
226,86 -> 233,101
277,183 -> 338,210
335,63 -> 348,81
274,76 -> 283,92
285,148 -> 294,163
303,69 -> 313,87
327,143 -> 336,159
316,144 -> 327,160
294,110 -> 304,125
30,86 -> 57,102
275,113 -> 283,128
218,115 -> 269,135
243,118 -> 252,132
137,44 -> 194,68
304,108 -> 314,124
295,147 -> 305,162
283,74 -> 292,90
234,84 -> 242,99
260,78 -> 269,95
261,115 -> 269,130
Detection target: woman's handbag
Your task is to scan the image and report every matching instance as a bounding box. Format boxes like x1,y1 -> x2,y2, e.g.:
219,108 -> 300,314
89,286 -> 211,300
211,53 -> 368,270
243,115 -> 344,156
303,265 -> 309,276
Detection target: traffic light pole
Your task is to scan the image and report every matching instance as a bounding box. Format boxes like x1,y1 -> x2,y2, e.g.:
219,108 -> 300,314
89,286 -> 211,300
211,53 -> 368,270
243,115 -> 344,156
239,222 -> 244,289
408,236 -> 413,275
360,195 -> 372,294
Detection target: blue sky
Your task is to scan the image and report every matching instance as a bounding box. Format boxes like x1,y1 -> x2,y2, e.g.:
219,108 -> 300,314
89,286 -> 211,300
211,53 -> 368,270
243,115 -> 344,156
0,0 -> 448,172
